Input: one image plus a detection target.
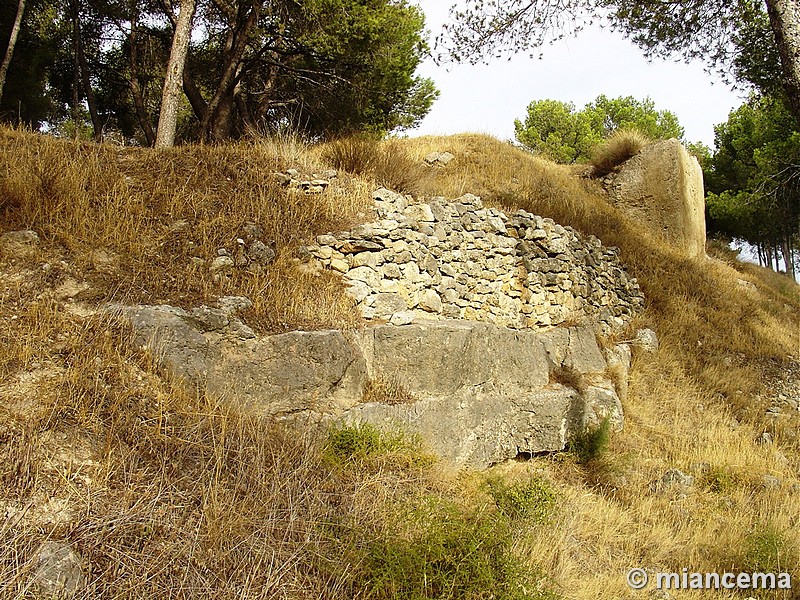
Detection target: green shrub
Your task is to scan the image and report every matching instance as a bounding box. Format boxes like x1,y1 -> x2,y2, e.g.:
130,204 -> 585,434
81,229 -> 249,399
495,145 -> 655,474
569,417 -> 612,464
743,526 -> 794,573
346,496 -> 559,600
488,476 -> 558,523
324,422 -> 404,462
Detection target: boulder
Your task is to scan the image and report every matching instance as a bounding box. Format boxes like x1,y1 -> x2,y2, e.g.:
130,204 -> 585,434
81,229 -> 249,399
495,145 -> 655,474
609,138 -> 706,258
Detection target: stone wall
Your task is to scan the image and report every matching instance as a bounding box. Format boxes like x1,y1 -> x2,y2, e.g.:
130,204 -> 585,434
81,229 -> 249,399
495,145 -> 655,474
607,138 -> 707,258
303,188 -> 644,333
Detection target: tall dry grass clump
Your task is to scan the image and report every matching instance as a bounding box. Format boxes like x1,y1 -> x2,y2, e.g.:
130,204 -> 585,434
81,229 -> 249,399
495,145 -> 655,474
319,137 -> 431,196
588,128 -> 650,177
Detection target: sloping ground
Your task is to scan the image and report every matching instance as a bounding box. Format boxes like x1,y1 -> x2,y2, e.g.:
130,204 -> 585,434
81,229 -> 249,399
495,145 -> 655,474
1,128 -> 799,599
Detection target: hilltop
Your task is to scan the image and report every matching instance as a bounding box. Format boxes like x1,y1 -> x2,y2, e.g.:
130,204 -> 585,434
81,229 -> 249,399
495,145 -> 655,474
1,127 -> 799,599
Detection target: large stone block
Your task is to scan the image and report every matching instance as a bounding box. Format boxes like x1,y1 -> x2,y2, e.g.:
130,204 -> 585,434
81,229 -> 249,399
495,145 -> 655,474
112,304 -> 366,416
343,386 -> 585,467
609,138 -> 706,258
209,330 -> 367,415
361,321 -> 550,396
114,303 -> 626,469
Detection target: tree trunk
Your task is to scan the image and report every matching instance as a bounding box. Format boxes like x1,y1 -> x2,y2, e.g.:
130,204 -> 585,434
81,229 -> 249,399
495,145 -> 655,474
128,17 -> 155,146
782,236 -> 794,278
0,0 -> 25,103
209,93 -> 235,141
155,0 -> 196,149
199,4 -> 260,140
766,0 -> 800,124
182,72 -> 207,121
70,0 -> 102,141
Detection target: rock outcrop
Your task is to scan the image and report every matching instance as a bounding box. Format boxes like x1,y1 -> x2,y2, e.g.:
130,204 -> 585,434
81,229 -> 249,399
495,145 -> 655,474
303,189 -> 644,333
110,189 -> 646,468
113,301 -> 630,468
607,138 -> 706,258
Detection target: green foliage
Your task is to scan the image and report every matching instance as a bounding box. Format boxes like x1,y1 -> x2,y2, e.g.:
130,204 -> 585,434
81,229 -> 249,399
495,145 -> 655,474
585,94 -> 684,141
340,496 -> 559,600
1,0 -> 437,142
700,465 -> 740,494
569,417 -> 611,464
514,95 -> 682,163
283,0 -> 439,137
705,94 -> 800,269
324,422 -> 411,464
686,140 -> 713,170
0,0 -> 64,128
322,422 -> 434,470
514,99 -> 598,163
488,476 -> 558,523
743,526 -> 795,573
319,425 -> 560,599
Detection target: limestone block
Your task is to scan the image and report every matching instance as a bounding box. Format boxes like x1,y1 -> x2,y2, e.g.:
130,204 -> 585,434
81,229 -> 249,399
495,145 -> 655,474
365,321 -> 551,397
404,203 -> 435,222
609,138 -> 706,258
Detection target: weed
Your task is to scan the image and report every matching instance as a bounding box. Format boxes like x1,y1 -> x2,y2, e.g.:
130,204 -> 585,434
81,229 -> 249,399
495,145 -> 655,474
488,476 -> 558,523
341,495 -> 559,600
742,526 -> 795,573
701,465 -> 741,494
569,417 -> 612,464
324,422 -> 412,464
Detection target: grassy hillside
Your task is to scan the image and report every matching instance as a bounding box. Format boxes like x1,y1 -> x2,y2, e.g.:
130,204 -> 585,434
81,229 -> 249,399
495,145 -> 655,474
1,127 -> 799,599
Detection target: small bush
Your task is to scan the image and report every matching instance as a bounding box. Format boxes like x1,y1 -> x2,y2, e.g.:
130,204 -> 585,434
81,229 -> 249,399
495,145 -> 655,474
700,465 -> 740,494
323,422 -> 413,464
589,129 -> 650,177
743,526 -> 794,573
343,496 -> 559,600
488,476 -> 558,523
569,417 -> 612,464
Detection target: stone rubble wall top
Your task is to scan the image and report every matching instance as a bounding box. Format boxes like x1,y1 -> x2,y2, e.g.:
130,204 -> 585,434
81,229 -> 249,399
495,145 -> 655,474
303,188 -> 644,333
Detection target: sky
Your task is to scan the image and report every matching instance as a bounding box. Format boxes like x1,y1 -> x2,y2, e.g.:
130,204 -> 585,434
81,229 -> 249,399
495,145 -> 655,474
410,1 -> 748,148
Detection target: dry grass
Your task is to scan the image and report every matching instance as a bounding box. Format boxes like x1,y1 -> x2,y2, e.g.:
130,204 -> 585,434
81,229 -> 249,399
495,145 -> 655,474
588,128 -> 651,177
0,126 -> 370,333
319,136 -> 432,196
2,128 -> 800,599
